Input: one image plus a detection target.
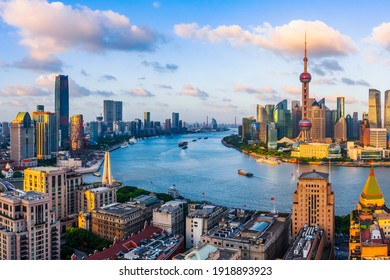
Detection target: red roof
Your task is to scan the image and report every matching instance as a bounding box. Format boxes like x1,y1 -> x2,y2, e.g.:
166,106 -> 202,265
84,226 -> 163,260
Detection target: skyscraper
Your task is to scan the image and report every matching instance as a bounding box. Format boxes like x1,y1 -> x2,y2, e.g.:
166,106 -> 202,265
345,114 -> 353,140
274,99 -> 292,139
336,97 -> 345,122
368,89 -> 381,128
309,100 -> 325,142
55,75 -> 69,148
165,119 -> 171,134
32,105 -> 57,159
292,170 -> 334,246
384,90 -> 390,133
298,36 -> 312,141
241,117 -> 255,141
256,104 -> 268,123
292,103 -> 302,139
103,100 -> 122,131
172,112 -> 180,133
10,112 -> 35,165
353,112 -> 359,139
70,114 -> 84,156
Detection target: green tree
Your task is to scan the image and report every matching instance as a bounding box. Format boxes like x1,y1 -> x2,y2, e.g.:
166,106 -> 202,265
13,171 -> 23,178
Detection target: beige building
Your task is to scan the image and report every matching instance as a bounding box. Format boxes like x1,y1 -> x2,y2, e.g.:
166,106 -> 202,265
201,211 -> 291,260
292,170 -> 335,246
153,200 -> 186,235
368,89 -> 382,128
10,112 -> 35,165
76,184 -> 117,214
0,191 -> 60,260
334,117 -> 347,142
292,143 -> 330,159
185,204 -> 229,249
309,101 -> 325,142
91,203 -> 144,241
173,243 -> 240,260
370,128 -> 387,149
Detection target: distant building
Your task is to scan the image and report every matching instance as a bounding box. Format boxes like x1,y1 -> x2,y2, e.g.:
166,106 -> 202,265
256,105 -> 268,123
274,99 -> 291,139
368,89 -> 382,128
369,128 -> 387,149
55,75 -> 69,148
309,100 -> 325,142
265,104 -> 274,123
360,118 -> 370,147
172,112 -> 180,133
385,90 -> 390,133
103,100 -> 122,131
334,117 -> 347,142
10,112 -> 35,165
241,117 -> 255,141
70,114 -> 84,156
292,170 -> 334,247
292,103 -> 302,139
267,123 -> 277,150
0,191 -> 61,260
336,97 -> 345,122
291,143 -> 341,159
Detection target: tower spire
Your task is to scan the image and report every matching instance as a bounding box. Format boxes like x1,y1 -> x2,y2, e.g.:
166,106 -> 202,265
304,31 -> 308,73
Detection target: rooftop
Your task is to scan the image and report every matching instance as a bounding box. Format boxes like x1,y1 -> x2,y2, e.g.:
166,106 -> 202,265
299,169 -> 329,180
27,166 -> 64,173
95,203 -> 141,216
283,226 -> 324,260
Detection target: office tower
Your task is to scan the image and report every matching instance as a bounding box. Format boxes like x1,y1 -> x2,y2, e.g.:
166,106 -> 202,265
24,167 -> 67,221
334,117 -> 347,142
298,36 -> 312,141
369,128 -> 387,149
32,105 -> 57,159
353,112 -> 359,139
274,99 -> 292,139
336,97 -> 345,122
114,101 -> 122,123
89,121 -> 99,142
102,152 -> 113,185
172,112 -> 180,133
349,169 -> 390,260
144,112 -> 151,129
256,104 -> 268,123
258,122 -> 267,144
267,123 -> 277,150
241,117 -> 255,141
0,191 -> 61,260
211,118 -> 218,130
165,119 -> 171,134
368,89 -> 381,128
55,75 -> 69,148
360,118 -> 370,147
384,90 -> 390,133
1,121 -> 10,140
292,170 -> 334,246
70,114 -> 84,157
309,100 -> 325,142
10,112 -> 35,165
292,102 -> 302,139
265,104 -> 274,123
345,114 -> 353,140
103,100 -> 122,131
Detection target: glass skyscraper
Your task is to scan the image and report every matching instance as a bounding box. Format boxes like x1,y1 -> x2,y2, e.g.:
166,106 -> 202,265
55,75 -> 69,148
368,89 -> 381,128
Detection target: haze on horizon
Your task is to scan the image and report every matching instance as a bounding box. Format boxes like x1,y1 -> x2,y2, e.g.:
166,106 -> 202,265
1,0 -> 390,123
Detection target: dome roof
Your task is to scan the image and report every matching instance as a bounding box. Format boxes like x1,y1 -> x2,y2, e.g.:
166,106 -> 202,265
328,143 -> 341,154
299,72 -> 311,83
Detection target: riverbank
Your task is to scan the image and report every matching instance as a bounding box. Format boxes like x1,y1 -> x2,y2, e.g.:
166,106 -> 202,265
221,139 -> 390,168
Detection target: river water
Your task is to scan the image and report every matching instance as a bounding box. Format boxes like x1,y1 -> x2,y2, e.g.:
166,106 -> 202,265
83,130 -> 390,216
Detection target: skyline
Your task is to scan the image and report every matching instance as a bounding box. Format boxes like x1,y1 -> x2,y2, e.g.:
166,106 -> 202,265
1,1 -> 390,122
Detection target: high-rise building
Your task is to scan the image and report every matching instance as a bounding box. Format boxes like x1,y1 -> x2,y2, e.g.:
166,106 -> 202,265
346,114 -> 353,140
89,121 -> 99,142
267,123 -> 277,150
32,105 -> 57,159
292,103 -> 302,139
70,114 -> 84,157
368,89 -> 382,128
292,170 -> 335,246
10,112 -> 35,165
360,118 -> 370,147
369,128 -> 387,149
172,112 -> 180,133
309,100 -> 325,142
165,119 -> 171,134
334,117 -> 347,142
103,100 -> 122,131
55,75 -> 69,148
1,121 -> 10,144
336,97 -> 345,122
256,104 -> 268,123
0,191 -> 61,260
353,112 -> 359,139
384,90 -> 390,133
241,117 -> 255,141
265,104 -> 274,123
274,99 -> 292,139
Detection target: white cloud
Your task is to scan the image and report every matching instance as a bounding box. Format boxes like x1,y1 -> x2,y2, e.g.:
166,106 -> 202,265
175,20 -> 355,57
371,22 -> 390,51
126,87 -> 154,97
234,85 -> 276,94
178,85 -> 209,99
0,0 -> 163,70
282,85 -> 300,95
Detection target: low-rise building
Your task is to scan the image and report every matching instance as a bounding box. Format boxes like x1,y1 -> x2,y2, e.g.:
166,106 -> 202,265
201,210 -> 291,260
186,204 -> 229,249
152,200 -> 187,235
173,243 -> 240,260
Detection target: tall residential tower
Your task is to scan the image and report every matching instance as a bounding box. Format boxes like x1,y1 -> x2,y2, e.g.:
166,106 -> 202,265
55,75 -> 69,148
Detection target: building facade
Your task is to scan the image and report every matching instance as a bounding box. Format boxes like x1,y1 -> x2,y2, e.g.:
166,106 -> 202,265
368,89 -> 382,128
10,112 -> 35,165
55,75 -> 69,148
32,106 -> 57,159
70,114 -> 84,156
153,200 -> 186,235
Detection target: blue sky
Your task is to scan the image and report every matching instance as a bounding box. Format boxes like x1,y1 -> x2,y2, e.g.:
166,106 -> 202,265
1,0 -> 390,123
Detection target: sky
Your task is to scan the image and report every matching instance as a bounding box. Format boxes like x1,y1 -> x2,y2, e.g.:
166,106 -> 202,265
1,0 -> 390,123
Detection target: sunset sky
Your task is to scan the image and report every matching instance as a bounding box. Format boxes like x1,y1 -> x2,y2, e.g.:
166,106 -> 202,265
1,0 -> 390,123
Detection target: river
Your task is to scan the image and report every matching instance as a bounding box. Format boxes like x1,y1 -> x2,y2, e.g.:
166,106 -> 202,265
83,130 -> 390,216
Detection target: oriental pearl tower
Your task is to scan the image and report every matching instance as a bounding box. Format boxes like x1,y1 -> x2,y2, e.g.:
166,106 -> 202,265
298,35 -> 312,142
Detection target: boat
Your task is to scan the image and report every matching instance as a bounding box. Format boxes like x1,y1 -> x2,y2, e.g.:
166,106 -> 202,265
204,137 -> 208,139
198,137 -> 201,139
128,137 -> 137,144
120,142 -> 129,148
93,172 -> 100,177
237,169 -> 253,177
192,139 -> 197,142
178,141 -> 188,147
182,145 -> 188,150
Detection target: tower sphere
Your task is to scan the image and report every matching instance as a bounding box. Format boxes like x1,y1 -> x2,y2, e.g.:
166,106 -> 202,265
299,119 -> 312,131
299,72 -> 311,83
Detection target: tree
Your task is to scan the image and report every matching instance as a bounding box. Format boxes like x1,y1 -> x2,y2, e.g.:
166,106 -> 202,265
13,171 -> 23,178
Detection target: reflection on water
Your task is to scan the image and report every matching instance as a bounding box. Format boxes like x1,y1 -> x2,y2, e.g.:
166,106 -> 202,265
83,130 -> 390,216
